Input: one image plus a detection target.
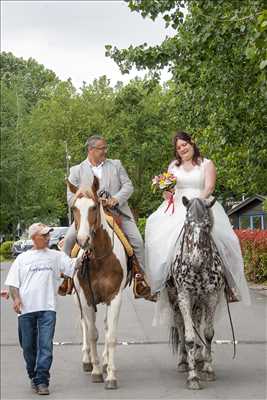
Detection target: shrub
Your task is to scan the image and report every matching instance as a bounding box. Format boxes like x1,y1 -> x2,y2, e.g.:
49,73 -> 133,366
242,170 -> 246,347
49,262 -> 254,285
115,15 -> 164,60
235,230 -> 267,283
0,241 -> 14,259
137,217 -> 147,239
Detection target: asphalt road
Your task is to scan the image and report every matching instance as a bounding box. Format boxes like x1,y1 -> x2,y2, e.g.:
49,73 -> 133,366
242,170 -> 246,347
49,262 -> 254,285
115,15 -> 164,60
1,261 -> 266,400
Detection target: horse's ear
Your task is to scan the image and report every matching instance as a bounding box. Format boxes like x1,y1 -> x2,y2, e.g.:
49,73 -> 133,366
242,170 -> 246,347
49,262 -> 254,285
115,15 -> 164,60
66,179 -> 78,194
92,175 -> 99,196
206,197 -> 216,208
182,196 -> 189,208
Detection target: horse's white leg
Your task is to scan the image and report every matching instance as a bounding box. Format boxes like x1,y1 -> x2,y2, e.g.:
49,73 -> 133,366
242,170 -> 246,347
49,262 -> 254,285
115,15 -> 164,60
74,287 -> 92,372
201,293 -> 218,381
177,292 -> 201,390
75,273 -> 103,382
102,308 -> 108,374
83,304 -> 104,382
80,317 -> 93,372
104,292 -> 122,389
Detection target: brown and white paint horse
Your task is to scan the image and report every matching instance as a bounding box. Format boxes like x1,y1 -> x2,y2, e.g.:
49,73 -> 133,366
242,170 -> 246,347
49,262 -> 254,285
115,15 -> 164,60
68,176 -> 127,389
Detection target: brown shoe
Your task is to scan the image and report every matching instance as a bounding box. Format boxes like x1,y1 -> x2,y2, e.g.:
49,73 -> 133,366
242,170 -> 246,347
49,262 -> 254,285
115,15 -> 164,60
58,278 -> 68,296
30,379 -> 38,393
225,286 -> 240,303
144,292 -> 158,302
36,384 -> 50,395
58,277 -> 74,296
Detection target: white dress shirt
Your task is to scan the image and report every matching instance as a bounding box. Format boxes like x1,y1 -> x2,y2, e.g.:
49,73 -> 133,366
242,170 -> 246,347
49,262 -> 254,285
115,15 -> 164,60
87,160 -> 104,180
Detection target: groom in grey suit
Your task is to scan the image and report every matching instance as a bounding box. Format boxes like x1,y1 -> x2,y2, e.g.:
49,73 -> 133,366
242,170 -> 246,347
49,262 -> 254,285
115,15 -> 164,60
63,135 -> 145,271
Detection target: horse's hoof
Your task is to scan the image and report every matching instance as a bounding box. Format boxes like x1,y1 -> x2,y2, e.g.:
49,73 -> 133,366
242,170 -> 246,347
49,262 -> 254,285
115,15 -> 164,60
83,362 -> 93,372
201,371 -> 216,381
91,373 -> 104,383
177,362 -> 189,372
187,377 -> 201,390
105,379 -> 118,390
102,364 -> 108,374
196,360 -> 204,371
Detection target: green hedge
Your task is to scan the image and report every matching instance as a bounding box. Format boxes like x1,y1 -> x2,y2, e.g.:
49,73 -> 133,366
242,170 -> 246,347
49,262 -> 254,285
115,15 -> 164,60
137,217 -> 146,239
234,230 -> 267,284
0,241 -> 14,259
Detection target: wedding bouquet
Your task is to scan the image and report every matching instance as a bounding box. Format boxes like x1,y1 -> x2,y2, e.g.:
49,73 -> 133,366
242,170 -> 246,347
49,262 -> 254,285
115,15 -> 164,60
151,171 -> 176,193
151,172 -> 176,214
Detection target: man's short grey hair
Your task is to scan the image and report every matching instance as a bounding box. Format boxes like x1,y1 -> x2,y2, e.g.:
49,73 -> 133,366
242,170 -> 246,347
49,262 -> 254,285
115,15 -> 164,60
86,135 -> 106,150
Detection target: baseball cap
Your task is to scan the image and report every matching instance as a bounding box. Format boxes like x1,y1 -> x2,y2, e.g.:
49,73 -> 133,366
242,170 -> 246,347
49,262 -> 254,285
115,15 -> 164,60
28,223 -> 53,238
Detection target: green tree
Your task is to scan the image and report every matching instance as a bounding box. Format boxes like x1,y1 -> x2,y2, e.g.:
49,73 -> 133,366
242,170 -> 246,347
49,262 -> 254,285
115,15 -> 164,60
106,0 -> 267,202
107,77 -> 176,216
0,52 -> 59,233
1,52 -> 58,111
20,76 -> 116,227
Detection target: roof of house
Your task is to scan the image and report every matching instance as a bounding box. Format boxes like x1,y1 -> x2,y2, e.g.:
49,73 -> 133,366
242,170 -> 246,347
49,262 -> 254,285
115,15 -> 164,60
227,194 -> 266,216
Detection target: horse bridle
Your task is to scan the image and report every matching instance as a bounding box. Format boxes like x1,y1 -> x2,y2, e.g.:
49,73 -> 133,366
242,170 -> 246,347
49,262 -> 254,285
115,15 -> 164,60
87,205 -> 115,262
72,194 -> 115,261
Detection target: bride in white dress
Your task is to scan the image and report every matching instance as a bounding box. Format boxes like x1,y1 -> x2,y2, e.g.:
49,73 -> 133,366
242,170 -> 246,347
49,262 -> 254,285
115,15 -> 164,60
145,131 -> 251,313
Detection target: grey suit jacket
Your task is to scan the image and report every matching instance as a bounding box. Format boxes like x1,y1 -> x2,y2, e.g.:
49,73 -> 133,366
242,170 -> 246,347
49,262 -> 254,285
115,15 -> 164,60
67,158 -> 134,218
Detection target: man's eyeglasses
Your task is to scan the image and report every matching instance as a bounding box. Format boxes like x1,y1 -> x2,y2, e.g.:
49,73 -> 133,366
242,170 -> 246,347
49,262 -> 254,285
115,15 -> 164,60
93,146 -> 108,151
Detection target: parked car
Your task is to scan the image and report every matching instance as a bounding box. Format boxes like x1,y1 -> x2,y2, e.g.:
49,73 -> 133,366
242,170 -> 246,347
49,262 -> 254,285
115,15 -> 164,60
11,226 -> 69,257
47,227 -> 69,250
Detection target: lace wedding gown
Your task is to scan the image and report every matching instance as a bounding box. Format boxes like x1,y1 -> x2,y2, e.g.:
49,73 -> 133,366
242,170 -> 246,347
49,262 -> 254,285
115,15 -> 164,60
145,158 -> 251,308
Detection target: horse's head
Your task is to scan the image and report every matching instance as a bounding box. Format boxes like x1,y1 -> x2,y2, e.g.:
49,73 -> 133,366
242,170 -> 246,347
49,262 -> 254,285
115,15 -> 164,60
68,176 -> 101,250
182,196 -> 216,227
182,196 -> 216,267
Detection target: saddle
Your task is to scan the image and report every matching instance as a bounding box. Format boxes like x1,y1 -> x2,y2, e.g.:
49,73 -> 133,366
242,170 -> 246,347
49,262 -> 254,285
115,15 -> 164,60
58,213 -> 156,302
104,213 -> 156,301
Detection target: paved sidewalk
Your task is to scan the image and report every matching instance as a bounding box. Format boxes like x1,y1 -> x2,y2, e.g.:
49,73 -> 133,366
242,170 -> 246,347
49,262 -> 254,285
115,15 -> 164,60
1,262 -> 266,399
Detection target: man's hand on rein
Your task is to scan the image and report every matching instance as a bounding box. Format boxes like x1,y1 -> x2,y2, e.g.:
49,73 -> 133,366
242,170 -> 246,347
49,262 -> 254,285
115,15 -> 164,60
105,197 -> 119,208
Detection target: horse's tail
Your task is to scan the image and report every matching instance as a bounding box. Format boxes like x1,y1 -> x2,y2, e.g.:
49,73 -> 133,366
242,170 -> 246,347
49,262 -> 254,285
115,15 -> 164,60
169,326 -> 179,354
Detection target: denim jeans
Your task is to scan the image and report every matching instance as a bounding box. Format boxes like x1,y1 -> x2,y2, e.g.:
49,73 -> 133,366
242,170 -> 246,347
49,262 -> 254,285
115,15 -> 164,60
18,310 -> 56,386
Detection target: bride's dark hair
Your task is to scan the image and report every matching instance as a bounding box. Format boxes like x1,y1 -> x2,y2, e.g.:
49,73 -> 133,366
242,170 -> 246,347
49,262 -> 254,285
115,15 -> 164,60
173,131 -> 202,166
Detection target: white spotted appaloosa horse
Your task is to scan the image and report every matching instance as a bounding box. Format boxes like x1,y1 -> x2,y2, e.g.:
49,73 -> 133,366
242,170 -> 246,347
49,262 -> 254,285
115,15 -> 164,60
168,196 -> 224,390
68,176 -> 128,389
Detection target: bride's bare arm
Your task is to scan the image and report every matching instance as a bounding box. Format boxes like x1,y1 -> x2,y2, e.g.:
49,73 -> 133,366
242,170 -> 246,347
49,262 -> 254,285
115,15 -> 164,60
201,160 -> 216,199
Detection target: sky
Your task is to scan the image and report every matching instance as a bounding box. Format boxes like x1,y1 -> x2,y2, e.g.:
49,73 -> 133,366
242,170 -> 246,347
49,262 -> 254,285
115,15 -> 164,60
1,0 -> 176,88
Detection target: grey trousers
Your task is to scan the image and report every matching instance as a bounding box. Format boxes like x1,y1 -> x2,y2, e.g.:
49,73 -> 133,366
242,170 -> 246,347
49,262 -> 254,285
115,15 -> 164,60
63,217 -> 145,271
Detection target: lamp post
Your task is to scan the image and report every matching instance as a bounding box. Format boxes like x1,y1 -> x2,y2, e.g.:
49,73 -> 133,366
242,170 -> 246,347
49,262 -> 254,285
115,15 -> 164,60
65,141 -> 72,226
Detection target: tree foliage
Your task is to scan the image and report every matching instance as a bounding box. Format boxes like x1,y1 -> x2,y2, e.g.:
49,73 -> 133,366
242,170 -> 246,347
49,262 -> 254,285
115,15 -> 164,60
0,52 -> 59,233
106,0 -> 267,200
1,1 -> 266,239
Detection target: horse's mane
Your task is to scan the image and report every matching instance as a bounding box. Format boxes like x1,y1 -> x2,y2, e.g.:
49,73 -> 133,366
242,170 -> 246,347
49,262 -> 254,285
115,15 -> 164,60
73,187 -> 96,202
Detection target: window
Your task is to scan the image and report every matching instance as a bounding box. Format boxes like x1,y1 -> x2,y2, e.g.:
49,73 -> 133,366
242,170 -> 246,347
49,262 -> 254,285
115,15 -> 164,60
239,214 -> 265,229
239,215 -> 250,229
252,216 -> 262,229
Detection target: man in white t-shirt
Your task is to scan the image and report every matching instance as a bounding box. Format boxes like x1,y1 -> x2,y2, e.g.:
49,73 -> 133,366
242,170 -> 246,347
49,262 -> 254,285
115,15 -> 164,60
5,222 -> 75,396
